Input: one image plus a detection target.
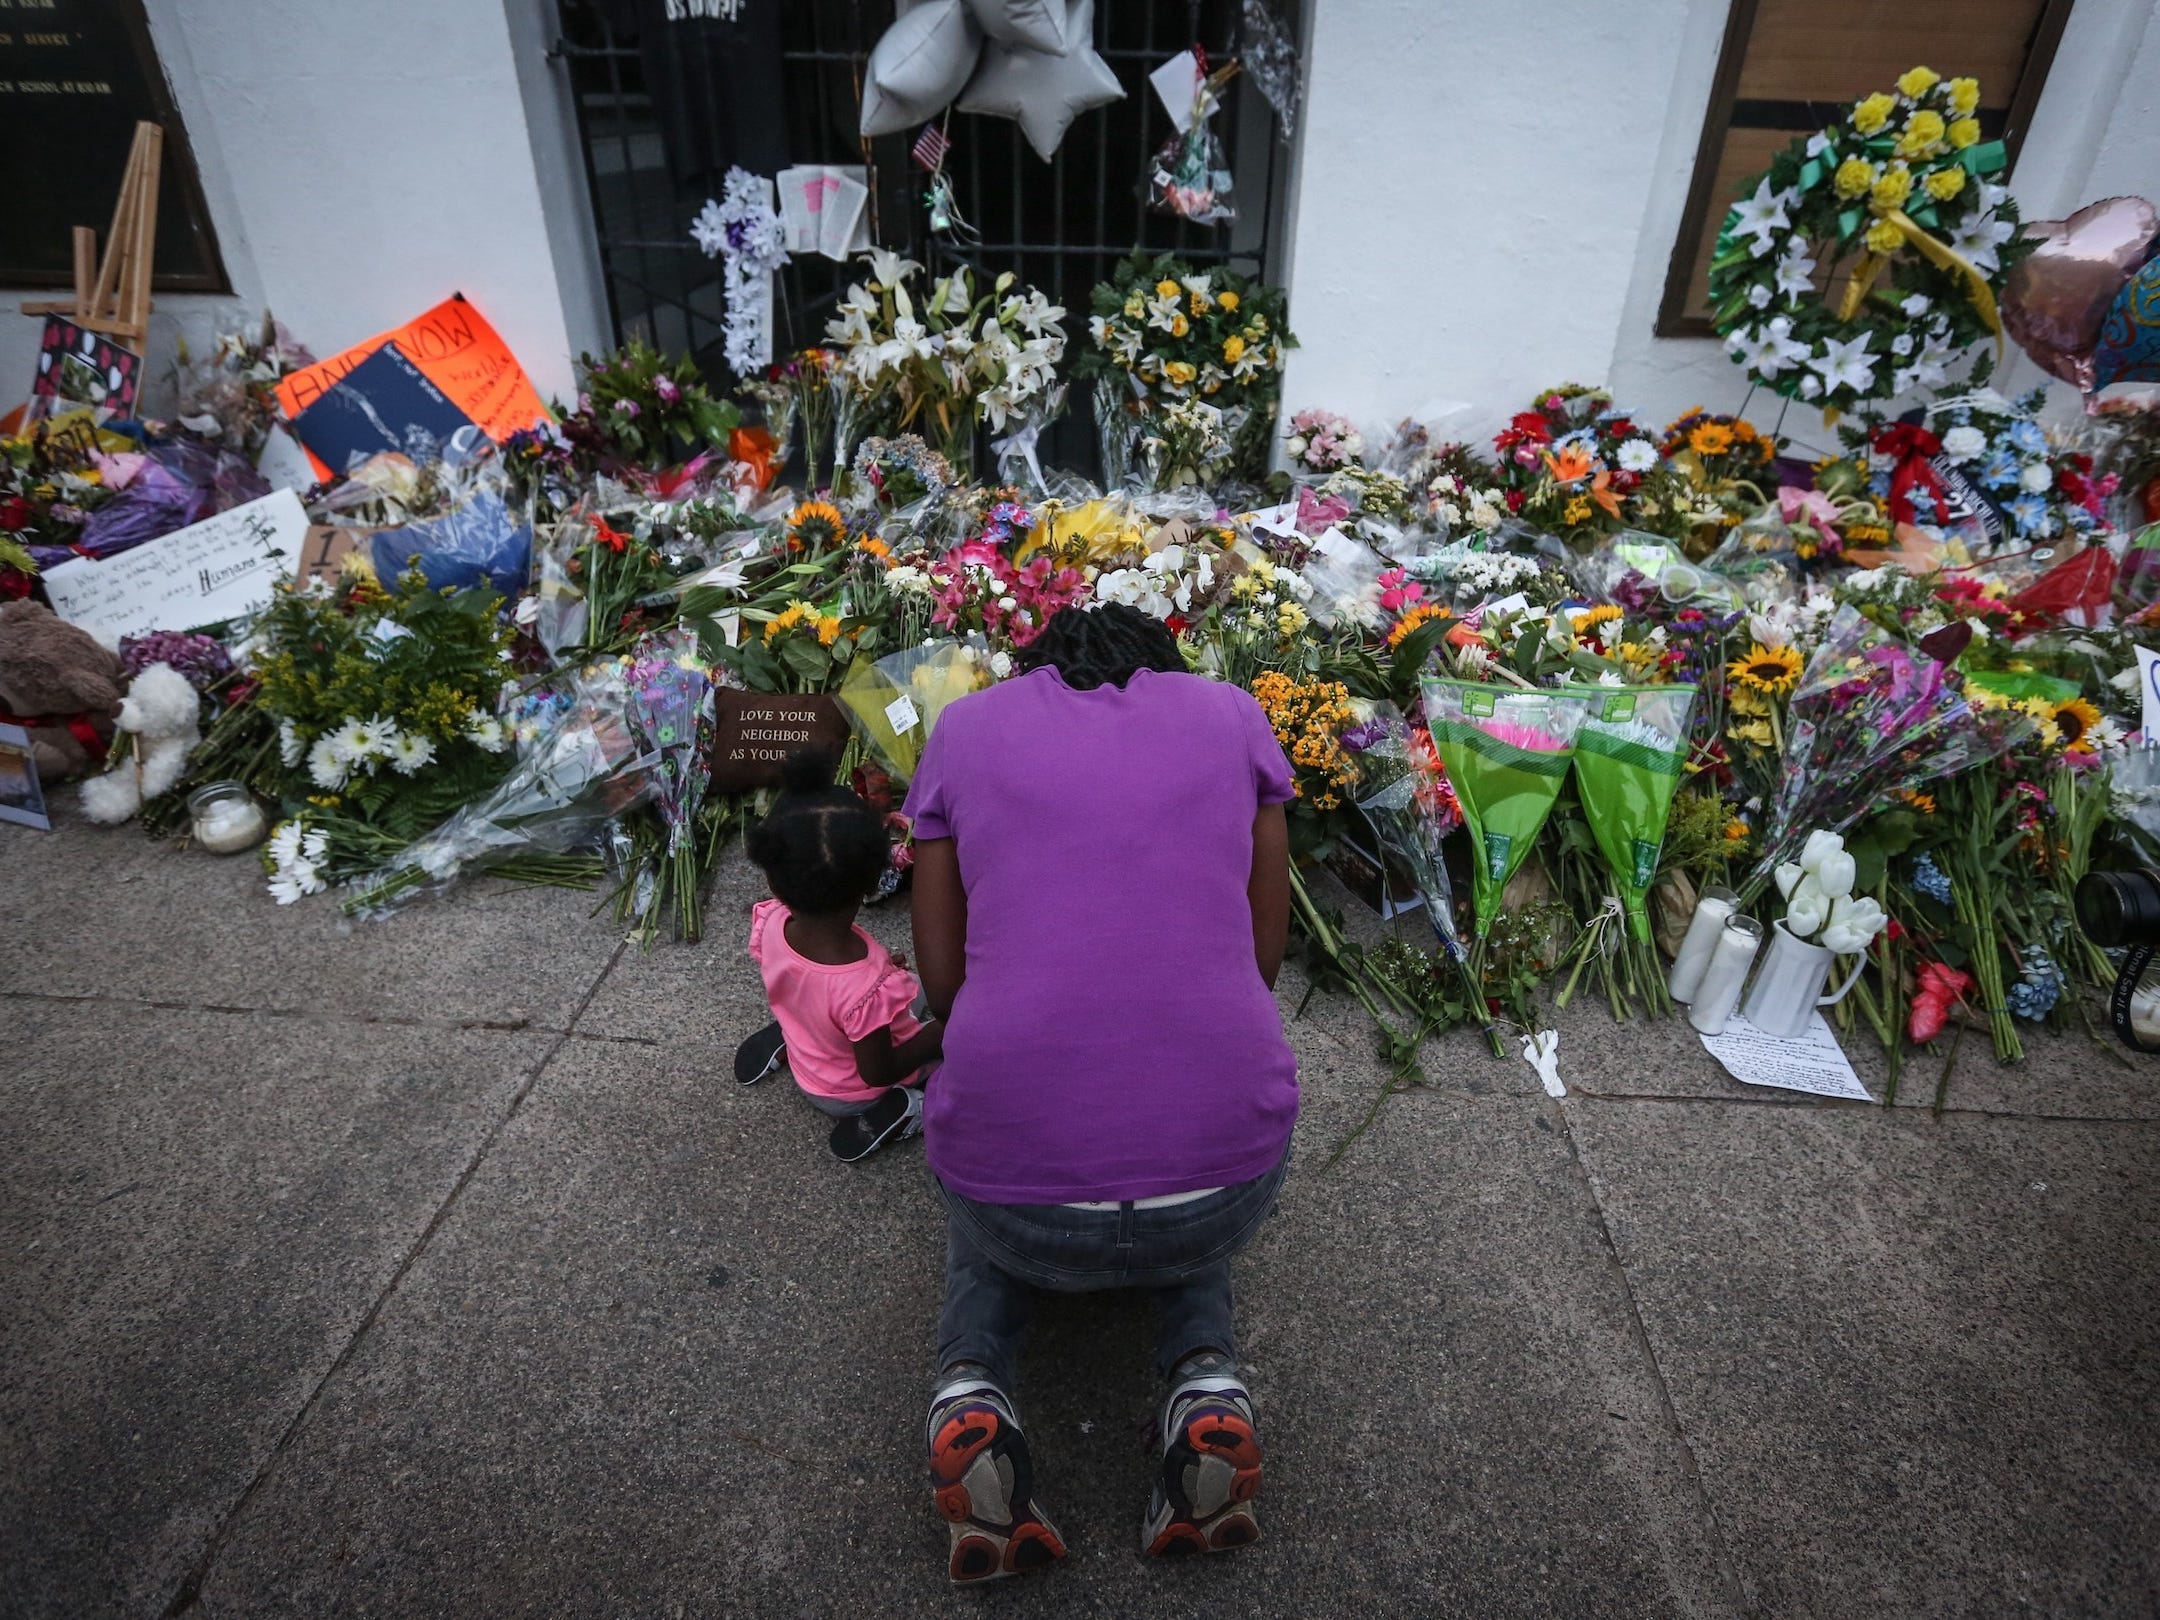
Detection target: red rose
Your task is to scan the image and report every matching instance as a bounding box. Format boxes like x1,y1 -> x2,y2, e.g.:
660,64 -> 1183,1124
0,495 -> 34,531
1504,489 -> 1525,513
0,566 -> 30,601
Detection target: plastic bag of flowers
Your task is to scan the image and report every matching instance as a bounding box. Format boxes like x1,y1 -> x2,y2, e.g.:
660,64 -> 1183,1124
838,638 -> 992,782
341,665 -> 660,920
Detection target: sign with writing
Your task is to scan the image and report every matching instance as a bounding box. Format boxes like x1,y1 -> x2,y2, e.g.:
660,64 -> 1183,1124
42,489 -> 308,641
274,295 -> 549,479
293,525 -> 366,588
710,691 -> 850,792
1698,1012 -> 1873,1101
0,0 -> 227,291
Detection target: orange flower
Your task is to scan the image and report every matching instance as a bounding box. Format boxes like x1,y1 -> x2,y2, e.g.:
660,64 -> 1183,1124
728,425 -> 778,493
592,517 -> 630,553
1543,445 -> 1595,485
1589,469 -> 1622,520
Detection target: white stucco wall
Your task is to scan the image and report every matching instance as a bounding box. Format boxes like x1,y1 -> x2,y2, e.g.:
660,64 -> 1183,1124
0,0 -> 602,418
1281,0 -> 2160,457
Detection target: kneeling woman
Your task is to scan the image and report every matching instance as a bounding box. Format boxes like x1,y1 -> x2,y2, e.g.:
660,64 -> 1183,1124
904,602 -> 1298,1582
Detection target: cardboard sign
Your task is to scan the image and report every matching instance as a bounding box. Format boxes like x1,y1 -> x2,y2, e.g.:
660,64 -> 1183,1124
43,489 -> 310,641
274,295 -> 549,480
294,525 -> 366,588
710,691 -> 850,792
33,316 -> 141,414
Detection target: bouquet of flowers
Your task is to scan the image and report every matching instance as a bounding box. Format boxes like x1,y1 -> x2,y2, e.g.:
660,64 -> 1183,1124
614,629 -> 717,943
1861,388 -> 2118,548
838,638 -> 991,781
1491,386 -> 1695,545
1283,409 -> 1364,474
554,340 -> 742,474
174,311 -> 315,457
1421,678 -> 1592,1050
826,251 -> 1066,474
1077,251 -> 1294,485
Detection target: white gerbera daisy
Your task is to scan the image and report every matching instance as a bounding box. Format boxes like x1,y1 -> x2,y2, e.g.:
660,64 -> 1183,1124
387,732 -> 437,776
307,737 -> 350,791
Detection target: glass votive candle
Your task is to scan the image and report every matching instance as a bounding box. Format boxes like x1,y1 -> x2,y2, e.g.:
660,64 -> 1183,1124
1668,884 -> 1739,1003
188,781 -> 267,855
1688,913 -> 1765,1036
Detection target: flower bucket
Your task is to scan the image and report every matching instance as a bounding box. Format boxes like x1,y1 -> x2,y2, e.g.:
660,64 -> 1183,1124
1740,919 -> 1868,1039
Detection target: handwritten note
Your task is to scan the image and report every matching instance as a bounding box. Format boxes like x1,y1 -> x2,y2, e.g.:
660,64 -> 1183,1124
273,295 -> 549,478
1699,1013 -> 1873,1101
42,490 -> 310,642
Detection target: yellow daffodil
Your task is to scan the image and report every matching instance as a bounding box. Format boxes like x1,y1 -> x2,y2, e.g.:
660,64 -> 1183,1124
1924,166 -> 1966,202
1217,290 -> 1240,312
1947,77 -> 1980,116
1897,109 -> 1946,157
1948,117 -> 1981,149
1852,92 -> 1896,135
1897,65 -> 1940,99
1834,157 -> 1877,200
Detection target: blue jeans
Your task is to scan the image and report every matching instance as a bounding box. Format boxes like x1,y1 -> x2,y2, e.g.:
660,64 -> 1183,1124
934,1153 -> 1289,1393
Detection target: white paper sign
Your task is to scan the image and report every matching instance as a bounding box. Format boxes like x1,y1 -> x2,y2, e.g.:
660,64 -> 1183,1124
1149,50 -> 1201,130
776,165 -> 873,261
885,694 -> 921,735
254,424 -> 318,494
1243,501 -> 1300,541
1699,1012 -> 1873,1101
2135,646 -> 2160,740
43,489 -> 310,643
1313,525 -> 1362,562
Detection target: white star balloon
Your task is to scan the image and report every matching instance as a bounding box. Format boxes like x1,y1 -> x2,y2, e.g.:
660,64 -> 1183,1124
956,0 -> 1123,161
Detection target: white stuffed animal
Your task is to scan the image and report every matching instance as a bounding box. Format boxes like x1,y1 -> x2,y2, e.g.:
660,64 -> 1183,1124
79,663 -> 201,825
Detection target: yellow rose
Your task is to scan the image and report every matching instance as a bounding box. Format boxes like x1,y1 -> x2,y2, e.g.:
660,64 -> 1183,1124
1948,117 -> 1981,150
1896,109 -> 1945,156
1852,92 -> 1896,135
1924,166 -> 1966,202
1870,165 -> 1914,211
1834,157 -> 1876,200
1865,218 -> 1904,254
1947,77 -> 1980,116
1896,66 -> 1940,99
1222,334 -> 1246,363
1163,360 -> 1198,386
1217,290 -> 1240,312
1169,314 -> 1190,338
1155,278 -> 1180,298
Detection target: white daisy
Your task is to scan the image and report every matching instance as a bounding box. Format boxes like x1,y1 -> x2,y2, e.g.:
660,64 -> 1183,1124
277,717 -> 302,768
1617,439 -> 1658,473
387,732 -> 437,776
307,737 -> 350,791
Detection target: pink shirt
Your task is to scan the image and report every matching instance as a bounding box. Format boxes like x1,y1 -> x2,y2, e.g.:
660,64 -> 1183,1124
747,899 -> 924,1103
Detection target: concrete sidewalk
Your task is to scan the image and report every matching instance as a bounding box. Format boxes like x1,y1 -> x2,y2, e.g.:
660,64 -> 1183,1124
3,808 -> 2155,1618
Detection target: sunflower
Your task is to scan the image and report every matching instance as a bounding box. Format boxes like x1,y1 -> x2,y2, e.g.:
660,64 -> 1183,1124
762,601 -> 810,643
1727,642 -> 1803,694
2051,696 -> 2101,748
1896,788 -> 1939,815
1688,422 -> 1735,456
1386,601 -> 1453,649
786,500 -> 846,553
855,534 -> 891,560
1570,603 -> 1624,640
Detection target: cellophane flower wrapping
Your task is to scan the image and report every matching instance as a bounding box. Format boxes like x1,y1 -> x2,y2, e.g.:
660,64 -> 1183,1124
1566,684 -> 1697,942
1746,606 -> 1985,896
343,661 -> 660,919
1419,679 -> 1590,938
838,638 -> 990,782
1354,715 -> 1467,954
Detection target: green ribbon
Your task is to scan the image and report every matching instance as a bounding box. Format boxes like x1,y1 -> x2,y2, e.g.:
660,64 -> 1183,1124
1961,139 -> 2007,175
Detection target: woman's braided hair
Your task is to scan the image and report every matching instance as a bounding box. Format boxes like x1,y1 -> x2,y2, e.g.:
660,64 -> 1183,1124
744,749 -> 889,914
1015,602 -> 1185,691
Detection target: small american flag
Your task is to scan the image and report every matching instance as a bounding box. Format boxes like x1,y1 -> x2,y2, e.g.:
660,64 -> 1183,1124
911,123 -> 950,172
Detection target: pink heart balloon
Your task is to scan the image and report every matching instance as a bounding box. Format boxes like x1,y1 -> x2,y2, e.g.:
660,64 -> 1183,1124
2002,195 -> 2160,391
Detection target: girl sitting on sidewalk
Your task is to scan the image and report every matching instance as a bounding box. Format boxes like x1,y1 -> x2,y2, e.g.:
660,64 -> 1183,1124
736,750 -> 942,1162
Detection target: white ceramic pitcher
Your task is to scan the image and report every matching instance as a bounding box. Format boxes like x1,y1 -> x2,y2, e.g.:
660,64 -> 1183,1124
1741,919 -> 1868,1038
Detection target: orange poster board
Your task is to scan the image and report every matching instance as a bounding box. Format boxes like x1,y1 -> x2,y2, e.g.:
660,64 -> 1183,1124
275,294 -> 551,478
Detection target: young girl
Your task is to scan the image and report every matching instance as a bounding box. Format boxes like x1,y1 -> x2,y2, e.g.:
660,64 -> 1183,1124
737,749 -> 942,1162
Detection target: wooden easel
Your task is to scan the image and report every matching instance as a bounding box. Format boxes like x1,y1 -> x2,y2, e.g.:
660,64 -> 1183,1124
21,120 -> 163,351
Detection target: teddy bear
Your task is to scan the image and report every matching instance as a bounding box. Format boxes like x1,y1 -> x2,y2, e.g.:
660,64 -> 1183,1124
0,599 -> 124,780
80,663 -> 201,825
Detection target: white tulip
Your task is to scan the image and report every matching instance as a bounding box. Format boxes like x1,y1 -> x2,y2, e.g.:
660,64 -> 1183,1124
1814,848 -> 1856,901
1821,895 -> 1887,954
1785,873 -> 1829,938
1798,829 -> 1844,874
1774,861 -> 1806,899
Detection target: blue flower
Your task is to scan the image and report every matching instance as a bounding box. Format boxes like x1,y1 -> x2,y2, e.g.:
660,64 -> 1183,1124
1907,485 -> 1941,521
2006,948 -> 2061,1021
1977,448 -> 2020,490
1908,851 -> 1952,904
2005,420 -> 2047,457
2007,492 -> 2055,536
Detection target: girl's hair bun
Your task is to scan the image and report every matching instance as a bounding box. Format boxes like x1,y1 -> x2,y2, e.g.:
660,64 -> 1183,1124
778,747 -> 841,795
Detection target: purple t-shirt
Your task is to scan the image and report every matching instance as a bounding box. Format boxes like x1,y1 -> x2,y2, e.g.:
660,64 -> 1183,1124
903,666 -> 1299,1203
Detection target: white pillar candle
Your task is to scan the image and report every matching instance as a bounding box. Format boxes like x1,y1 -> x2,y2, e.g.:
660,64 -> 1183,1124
1688,915 -> 1764,1037
1668,886 -> 1739,1003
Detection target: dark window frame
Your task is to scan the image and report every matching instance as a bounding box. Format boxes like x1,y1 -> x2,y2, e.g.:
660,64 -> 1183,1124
1653,0 -> 2073,340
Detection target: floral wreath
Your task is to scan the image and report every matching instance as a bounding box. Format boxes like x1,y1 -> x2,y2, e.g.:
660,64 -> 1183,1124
1707,68 -> 2028,415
